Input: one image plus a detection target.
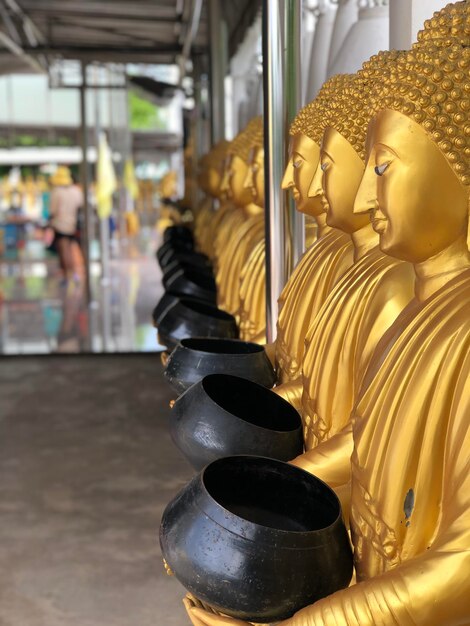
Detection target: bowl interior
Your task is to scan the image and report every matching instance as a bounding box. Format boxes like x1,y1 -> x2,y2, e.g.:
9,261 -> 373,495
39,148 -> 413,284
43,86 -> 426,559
202,374 -> 299,431
203,456 -> 339,532
181,338 -> 263,355
179,300 -> 234,321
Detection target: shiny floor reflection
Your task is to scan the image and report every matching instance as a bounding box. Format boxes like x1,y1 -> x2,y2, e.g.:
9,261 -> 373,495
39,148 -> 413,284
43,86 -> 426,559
0,231 -> 164,355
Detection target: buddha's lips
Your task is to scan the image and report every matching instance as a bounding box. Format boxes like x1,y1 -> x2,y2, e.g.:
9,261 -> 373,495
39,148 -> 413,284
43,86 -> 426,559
371,215 -> 388,233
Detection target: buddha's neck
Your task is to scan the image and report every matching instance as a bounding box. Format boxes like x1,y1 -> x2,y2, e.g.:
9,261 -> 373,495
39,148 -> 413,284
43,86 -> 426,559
315,212 -> 331,238
243,202 -> 263,216
414,237 -> 470,302
351,222 -> 379,261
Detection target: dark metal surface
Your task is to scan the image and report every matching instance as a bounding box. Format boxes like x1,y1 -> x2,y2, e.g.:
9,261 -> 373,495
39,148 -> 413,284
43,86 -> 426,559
164,337 -> 276,394
157,299 -> 238,351
160,455 -> 353,622
169,374 -> 303,469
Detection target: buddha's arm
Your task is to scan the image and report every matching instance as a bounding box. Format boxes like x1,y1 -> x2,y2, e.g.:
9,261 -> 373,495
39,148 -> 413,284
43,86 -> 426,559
290,424 -> 353,489
263,342 -> 276,367
188,464 -> 470,626
286,413 -> 470,626
273,379 -> 303,412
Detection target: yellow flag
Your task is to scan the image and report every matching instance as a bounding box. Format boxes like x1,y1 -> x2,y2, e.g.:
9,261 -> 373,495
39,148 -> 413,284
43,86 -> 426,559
123,158 -> 139,200
96,132 -> 116,219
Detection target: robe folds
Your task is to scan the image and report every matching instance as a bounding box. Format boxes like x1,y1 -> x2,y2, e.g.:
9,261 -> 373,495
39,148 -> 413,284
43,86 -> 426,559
286,247 -> 415,489
289,269 -> 470,626
275,229 -> 353,384
215,210 -> 264,316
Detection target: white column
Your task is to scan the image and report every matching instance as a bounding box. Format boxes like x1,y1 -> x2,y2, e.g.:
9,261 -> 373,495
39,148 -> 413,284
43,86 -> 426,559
389,0 -> 449,49
305,0 -> 338,100
328,1 -> 389,76
327,0 -> 359,74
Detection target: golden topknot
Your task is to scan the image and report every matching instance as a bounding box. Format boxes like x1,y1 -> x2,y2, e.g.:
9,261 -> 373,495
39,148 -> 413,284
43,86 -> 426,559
230,116 -> 263,161
289,74 -> 354,143
370,42 -> 470,186
416,0 -> 470,48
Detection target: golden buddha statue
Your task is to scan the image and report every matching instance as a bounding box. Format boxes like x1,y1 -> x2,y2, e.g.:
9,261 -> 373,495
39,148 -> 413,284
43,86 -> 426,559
237,142 -> 267,342
185,15 -> 470,626
275,72 -> 415,482
193,141 -> 230,259
274,75 -> 356,382
237,77 -> 355,351
215,117 -> 265,317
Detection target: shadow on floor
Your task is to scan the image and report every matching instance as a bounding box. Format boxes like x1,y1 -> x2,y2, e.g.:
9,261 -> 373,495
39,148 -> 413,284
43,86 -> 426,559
0,354 -> 193,626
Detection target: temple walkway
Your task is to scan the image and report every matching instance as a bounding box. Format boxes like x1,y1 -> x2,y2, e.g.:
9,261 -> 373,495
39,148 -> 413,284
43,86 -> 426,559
0,354 -> 192,626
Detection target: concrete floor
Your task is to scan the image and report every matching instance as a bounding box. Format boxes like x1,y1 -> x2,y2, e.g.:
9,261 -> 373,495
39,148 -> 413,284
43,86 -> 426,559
0,354 -> 193,626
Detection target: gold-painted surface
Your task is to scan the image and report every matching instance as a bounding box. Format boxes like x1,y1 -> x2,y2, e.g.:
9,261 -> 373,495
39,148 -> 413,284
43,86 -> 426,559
180,18 -> 470,625
216,140 -> 265,316
274,129 -> 354,382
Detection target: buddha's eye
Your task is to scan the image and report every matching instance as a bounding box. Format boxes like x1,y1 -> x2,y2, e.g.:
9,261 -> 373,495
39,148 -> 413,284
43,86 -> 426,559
293,159 -> 302,169
321,162 -> 329,172
374,162 -> 390,176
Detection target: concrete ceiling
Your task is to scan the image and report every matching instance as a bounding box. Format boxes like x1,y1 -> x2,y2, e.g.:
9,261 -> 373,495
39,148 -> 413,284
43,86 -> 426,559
0,0 -> 261,74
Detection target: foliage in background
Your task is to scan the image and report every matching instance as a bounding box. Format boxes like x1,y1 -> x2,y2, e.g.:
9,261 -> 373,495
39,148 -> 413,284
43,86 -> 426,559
128,90 -> 165,130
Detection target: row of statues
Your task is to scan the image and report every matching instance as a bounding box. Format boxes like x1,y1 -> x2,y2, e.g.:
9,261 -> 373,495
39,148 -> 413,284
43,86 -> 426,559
169,2 -> 470,624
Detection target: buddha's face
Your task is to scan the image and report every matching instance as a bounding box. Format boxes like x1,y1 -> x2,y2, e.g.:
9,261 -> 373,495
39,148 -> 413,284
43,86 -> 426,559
309,128 -> 369,234
206,166 -> 221,197
282,133 -> 322,216
224,154 -> 253,206
357,109 -> 468,263
244,146 -> 265,207
251,146 -> 265,207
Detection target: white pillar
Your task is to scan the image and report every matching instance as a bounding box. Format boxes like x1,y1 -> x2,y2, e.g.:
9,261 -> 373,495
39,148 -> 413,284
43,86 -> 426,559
327,0 -> 359,75
328,2 -> 389,76
389,0 -> 449,49
305,0 -> 338,100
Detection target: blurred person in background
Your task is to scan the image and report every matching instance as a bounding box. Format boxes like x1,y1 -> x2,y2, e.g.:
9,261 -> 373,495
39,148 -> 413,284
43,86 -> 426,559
49,166 -> 84,284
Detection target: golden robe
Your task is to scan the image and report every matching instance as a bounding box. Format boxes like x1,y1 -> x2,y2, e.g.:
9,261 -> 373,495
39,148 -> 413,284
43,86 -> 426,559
237,221 -> 319,346
282,243 -> 416,489
275,228 -> 353,384
289,269 -> 470,626
215,209 -> 264,316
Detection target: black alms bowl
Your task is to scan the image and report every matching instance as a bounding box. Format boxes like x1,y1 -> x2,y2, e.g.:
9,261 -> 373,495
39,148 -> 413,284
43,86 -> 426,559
164,338 -> 276,394
170,374 -> 303,469
163,225 -> 194,245
160,455 -> 353,623
164,267 -> 217,303
158,300 -> 238,351
156,239 -> 194,268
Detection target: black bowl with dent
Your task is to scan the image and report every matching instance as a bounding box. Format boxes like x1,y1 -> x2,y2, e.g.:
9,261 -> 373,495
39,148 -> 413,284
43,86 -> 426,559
164,267 -> 217,303
160,455 -> 353,623
164,338 -> 276,395
170,374 -> 303,469
158,300 -> 238,352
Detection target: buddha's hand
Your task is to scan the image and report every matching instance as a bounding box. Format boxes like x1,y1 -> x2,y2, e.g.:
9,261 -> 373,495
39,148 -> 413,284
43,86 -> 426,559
273,380 -> 303,412
183,594 -> 259,626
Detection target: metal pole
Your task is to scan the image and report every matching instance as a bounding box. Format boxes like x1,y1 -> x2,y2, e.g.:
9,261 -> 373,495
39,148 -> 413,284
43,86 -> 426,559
79,61 -> 93,315
262,0 -> 285,343
209,0 -> 227,143
285,0 -> 305,269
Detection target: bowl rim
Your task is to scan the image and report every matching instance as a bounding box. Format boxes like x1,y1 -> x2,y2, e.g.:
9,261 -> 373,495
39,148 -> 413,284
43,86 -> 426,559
177,337 -> 266,357
198,455 -> 343,543
199,374 -> 301,434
